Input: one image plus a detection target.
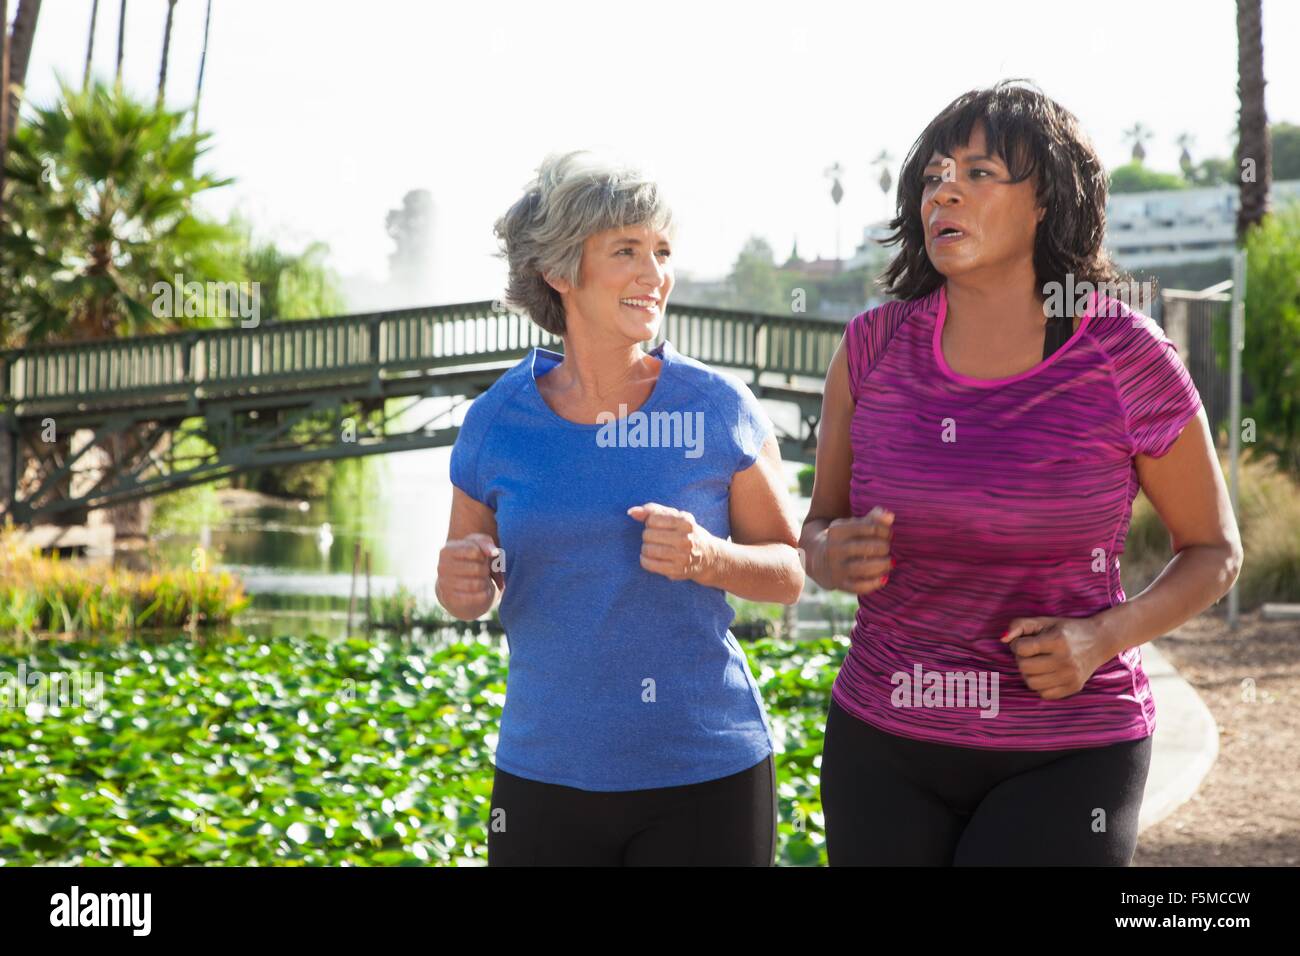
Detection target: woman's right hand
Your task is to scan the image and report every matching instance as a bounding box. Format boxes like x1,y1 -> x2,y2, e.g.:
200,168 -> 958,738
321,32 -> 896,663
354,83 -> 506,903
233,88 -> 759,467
436,533 -> 500,620
820,506 -> 894,595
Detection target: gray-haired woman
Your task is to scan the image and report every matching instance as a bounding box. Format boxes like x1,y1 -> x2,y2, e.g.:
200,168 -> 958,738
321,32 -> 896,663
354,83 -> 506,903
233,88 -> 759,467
436,151 -> 804,866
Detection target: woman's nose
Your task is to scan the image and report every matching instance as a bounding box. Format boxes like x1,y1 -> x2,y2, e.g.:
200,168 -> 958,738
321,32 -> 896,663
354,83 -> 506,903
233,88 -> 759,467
640,256 -> 668,285
930,182 -> 961,206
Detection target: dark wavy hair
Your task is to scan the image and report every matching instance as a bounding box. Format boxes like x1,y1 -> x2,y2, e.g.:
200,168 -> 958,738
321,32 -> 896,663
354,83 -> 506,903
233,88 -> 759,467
880,79 -> 1122,304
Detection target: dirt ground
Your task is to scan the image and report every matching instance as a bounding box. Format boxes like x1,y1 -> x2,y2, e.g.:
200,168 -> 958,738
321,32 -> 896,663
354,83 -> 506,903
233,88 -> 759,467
1133,608 -> 1300,866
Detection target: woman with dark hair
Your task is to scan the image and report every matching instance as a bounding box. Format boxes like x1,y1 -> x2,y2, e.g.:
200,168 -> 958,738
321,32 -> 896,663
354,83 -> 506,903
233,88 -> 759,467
801,80 -> 1243,865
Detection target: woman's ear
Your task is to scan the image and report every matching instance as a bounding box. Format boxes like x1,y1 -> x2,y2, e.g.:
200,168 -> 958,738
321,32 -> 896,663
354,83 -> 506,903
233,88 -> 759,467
543,272 -> 571,295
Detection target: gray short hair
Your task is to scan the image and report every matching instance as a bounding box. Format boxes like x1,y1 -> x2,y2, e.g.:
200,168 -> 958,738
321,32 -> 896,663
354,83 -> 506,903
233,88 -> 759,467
493,150 -> 675,335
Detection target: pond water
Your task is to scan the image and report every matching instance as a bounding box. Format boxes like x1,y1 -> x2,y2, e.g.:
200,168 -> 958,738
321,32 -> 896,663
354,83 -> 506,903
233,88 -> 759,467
144,397 -> 848,640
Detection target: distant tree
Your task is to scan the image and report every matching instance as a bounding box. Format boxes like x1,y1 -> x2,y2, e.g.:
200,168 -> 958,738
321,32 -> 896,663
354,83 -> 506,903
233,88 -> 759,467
1123,122 -> 1154,164
1110,162 -> 1188,194
1271,122 -> 1300,181
235,219 -> 346,320
729,236 -> 785,314
1174,124 -> 1297,188
1177,132 -> 1196,178
1187,157 -> 1235,187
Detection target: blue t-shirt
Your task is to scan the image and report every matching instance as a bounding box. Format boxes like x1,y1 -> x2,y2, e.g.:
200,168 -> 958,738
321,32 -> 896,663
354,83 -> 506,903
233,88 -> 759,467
448,339 -> 776,791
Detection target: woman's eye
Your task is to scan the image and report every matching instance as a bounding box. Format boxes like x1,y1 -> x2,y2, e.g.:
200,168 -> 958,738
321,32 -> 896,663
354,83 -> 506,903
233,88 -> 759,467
656,249 -> 672,258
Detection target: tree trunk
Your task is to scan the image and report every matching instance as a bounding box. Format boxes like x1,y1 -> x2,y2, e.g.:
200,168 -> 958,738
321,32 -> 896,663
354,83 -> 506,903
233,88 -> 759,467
1,0 -> 10,232
83,0 -> 98,90
1235,0 -> 1271,241
4,0 -> 38,143
157,0 -> 176,108
193,0 -> 211,131
114,0 -> 125,88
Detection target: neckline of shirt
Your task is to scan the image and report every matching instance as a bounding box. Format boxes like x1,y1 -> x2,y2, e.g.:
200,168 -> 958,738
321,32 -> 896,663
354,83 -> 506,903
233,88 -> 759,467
526,339 -> 676,430
930,283 -> 1097,389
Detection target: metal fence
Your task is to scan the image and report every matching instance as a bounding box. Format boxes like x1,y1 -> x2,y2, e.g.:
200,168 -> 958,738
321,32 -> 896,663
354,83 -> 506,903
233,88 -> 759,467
1156,287 -> 1233,441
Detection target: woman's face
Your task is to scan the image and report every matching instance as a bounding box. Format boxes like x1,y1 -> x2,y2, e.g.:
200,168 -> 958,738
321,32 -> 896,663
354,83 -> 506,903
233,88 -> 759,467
550,222 -> 674,344
919,121 -> 1044,282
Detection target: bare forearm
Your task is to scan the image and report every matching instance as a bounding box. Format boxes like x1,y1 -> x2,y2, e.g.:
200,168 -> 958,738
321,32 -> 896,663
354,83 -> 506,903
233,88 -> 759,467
1093,544 -> 1242,655
798,517 -> 834,589
696,537 -> 804,605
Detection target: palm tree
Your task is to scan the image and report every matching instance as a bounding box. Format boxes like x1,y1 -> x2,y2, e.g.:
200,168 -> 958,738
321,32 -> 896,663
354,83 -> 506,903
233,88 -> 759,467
1123,123 -> 1154,164
0,79 -> 241,536
114,0 -> 126,89
825,161 -> 844,266
872,149 -> 893,196
1,79 -> 239,343
193,0 -> 211,132
83,0 -> 99,90
1,0 -> 9,229
1176,133 -> 1195,179
1236,0 -> 1271,240
4,0 -> 40,143
157,0 -> 178,108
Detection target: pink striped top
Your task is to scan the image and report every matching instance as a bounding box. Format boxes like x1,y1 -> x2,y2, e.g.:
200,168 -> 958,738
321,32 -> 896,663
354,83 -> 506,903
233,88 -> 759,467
833,283 -> 1203,750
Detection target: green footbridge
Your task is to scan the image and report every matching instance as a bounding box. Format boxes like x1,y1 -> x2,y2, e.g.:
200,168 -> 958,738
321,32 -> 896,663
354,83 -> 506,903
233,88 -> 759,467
1,301 -> 845,525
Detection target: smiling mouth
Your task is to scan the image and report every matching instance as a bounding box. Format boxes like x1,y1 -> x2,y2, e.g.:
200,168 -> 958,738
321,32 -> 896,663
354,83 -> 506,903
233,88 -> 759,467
620,298 -> 660,313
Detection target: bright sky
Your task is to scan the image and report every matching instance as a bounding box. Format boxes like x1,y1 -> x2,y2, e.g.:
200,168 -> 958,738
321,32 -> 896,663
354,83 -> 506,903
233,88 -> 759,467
21,0 -> 1300,306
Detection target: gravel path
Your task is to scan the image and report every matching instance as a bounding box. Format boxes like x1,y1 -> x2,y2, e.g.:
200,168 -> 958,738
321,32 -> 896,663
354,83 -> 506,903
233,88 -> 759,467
1134,609 -> 1300,866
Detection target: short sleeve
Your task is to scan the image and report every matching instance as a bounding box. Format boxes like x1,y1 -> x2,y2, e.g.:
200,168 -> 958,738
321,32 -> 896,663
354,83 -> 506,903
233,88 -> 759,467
731,378 -> 775,471
1110,314 -> 1204,458
844,310 -> 870,404
449,399 -> 492,505
843,300 -> 907,404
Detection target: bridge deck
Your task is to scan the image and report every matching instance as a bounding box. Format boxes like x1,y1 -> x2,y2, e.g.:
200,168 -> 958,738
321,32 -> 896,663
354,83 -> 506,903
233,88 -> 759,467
0,301 -> 848,418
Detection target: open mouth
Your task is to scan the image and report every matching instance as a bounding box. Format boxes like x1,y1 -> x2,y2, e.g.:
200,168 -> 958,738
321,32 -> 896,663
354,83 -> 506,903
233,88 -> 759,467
931,222 -> 968,246
620,298 -> 660,314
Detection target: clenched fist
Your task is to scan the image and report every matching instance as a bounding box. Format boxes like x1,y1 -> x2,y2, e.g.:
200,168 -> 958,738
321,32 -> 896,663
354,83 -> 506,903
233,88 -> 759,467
820,506 -> 894,594
1000,615 -> 1114,700
627,502 -> 717,582
436,532 -> 501,619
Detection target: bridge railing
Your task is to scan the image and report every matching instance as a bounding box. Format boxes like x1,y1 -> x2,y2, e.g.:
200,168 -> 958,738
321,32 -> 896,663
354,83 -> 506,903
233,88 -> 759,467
0,300 -> 850,407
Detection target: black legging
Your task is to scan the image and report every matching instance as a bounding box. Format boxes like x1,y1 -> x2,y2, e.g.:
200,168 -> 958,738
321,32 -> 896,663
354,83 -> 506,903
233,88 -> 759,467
820,697 -> 1152,865
487,755 -> 777,866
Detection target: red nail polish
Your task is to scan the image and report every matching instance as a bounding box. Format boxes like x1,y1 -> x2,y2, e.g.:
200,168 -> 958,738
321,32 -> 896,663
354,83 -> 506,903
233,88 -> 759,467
879,575 -> 889,585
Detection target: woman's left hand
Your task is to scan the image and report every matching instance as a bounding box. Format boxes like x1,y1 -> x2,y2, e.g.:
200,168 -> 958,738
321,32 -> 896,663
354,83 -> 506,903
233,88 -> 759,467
1000,615 -> 1117,700
627,502 -> 717,582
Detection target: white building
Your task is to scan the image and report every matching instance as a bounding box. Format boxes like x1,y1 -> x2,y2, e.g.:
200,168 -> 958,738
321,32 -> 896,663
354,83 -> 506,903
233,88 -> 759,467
844,222 -> 894,272
1105,180 -> 1300,268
